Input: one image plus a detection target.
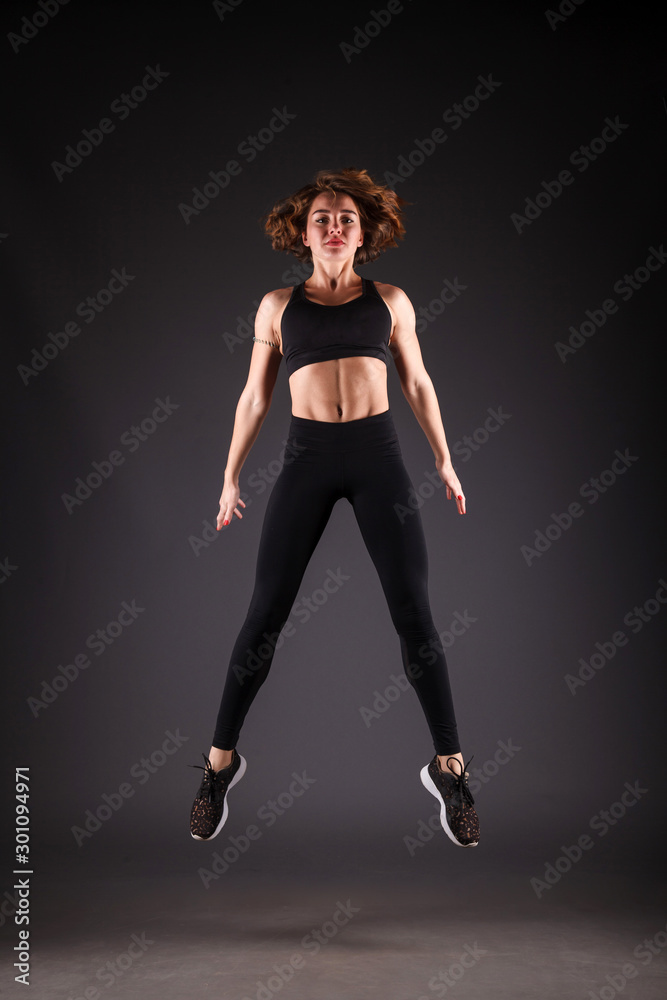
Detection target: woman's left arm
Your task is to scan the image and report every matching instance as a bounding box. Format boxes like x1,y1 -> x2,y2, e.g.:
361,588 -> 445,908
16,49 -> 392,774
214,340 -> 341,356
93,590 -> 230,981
384,284 -> 466,515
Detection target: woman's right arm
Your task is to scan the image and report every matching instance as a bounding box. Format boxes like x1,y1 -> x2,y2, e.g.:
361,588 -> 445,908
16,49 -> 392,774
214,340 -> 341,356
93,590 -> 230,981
217,289 -> 285,530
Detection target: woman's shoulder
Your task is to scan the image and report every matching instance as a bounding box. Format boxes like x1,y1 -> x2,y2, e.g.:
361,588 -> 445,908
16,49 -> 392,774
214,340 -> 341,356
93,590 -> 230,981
370,280 -> 412,312
370,280 -> 409,298
257,284 -> 298,317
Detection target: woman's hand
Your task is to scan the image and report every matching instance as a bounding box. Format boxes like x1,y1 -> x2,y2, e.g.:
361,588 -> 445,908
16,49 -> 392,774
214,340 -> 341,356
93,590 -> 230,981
436,461 -> 466,515
216,481 -> 247,530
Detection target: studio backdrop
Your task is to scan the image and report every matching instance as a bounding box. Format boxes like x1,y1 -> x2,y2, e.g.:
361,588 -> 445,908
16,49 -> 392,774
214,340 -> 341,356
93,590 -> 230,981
1,0 -> 665,907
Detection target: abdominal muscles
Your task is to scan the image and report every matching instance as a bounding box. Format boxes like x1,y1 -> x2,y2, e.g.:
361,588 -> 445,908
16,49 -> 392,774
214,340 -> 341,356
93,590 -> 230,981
289,356 -> 389,422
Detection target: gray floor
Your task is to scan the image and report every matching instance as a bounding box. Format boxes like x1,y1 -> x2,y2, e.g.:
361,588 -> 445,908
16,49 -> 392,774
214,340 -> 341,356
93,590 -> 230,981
11,840 -> 667,1000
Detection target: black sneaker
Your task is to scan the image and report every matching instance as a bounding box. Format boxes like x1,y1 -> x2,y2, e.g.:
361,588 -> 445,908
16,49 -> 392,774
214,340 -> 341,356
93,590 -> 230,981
420,755 -> 480,848
188,749 -> 247,841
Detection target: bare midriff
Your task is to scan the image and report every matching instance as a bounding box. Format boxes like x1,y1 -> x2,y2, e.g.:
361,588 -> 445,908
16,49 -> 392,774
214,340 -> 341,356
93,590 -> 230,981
288,356 -> 389,422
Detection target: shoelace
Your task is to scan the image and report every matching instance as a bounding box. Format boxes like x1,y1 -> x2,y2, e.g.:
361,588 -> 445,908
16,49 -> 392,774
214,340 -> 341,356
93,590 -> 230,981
188,753 -> 228,803
443,755 -> 476,807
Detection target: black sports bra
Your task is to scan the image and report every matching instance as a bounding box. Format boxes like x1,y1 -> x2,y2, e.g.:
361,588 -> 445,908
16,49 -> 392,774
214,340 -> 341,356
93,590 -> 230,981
280,277 -> 393,377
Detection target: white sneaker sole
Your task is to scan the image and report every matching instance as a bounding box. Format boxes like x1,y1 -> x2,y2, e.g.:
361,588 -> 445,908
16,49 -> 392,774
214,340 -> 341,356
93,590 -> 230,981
191,753 -> 247,842
420,764 -> 478,849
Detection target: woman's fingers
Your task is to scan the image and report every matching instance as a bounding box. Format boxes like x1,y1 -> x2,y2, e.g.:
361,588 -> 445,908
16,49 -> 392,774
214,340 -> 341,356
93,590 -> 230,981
217,495 -> 246,530
446,484 -> 466,515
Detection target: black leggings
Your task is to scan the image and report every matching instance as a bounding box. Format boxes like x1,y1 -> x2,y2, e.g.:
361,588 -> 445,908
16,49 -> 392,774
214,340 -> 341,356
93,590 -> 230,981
212,408 -> 461,756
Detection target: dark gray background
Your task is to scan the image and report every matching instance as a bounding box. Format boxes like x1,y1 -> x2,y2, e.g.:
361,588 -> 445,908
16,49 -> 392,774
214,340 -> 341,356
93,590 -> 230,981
1,1 -> 666,997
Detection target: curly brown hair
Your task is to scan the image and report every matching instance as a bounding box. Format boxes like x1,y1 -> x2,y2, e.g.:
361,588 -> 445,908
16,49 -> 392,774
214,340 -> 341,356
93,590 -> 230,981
261,167 -> 409,266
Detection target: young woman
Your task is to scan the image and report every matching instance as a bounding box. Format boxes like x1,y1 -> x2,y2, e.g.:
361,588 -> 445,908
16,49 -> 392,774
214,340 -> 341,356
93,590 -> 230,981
189,168 -> 480,849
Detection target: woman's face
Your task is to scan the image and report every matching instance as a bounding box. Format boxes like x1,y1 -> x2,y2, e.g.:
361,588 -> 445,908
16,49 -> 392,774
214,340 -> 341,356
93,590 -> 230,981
301,192 -> 364,262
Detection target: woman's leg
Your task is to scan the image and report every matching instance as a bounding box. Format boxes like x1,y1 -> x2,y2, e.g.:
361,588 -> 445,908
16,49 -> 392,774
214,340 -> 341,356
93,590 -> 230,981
345,433 -> 463,763
210,436 -> 339,761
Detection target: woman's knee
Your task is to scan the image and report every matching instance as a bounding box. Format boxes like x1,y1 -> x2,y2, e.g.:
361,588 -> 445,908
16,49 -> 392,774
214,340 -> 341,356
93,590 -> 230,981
389,598 -> 436,639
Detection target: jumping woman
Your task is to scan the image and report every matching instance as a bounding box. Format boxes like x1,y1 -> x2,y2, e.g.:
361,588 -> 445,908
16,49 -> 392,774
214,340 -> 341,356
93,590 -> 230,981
188,167 -> 480,849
